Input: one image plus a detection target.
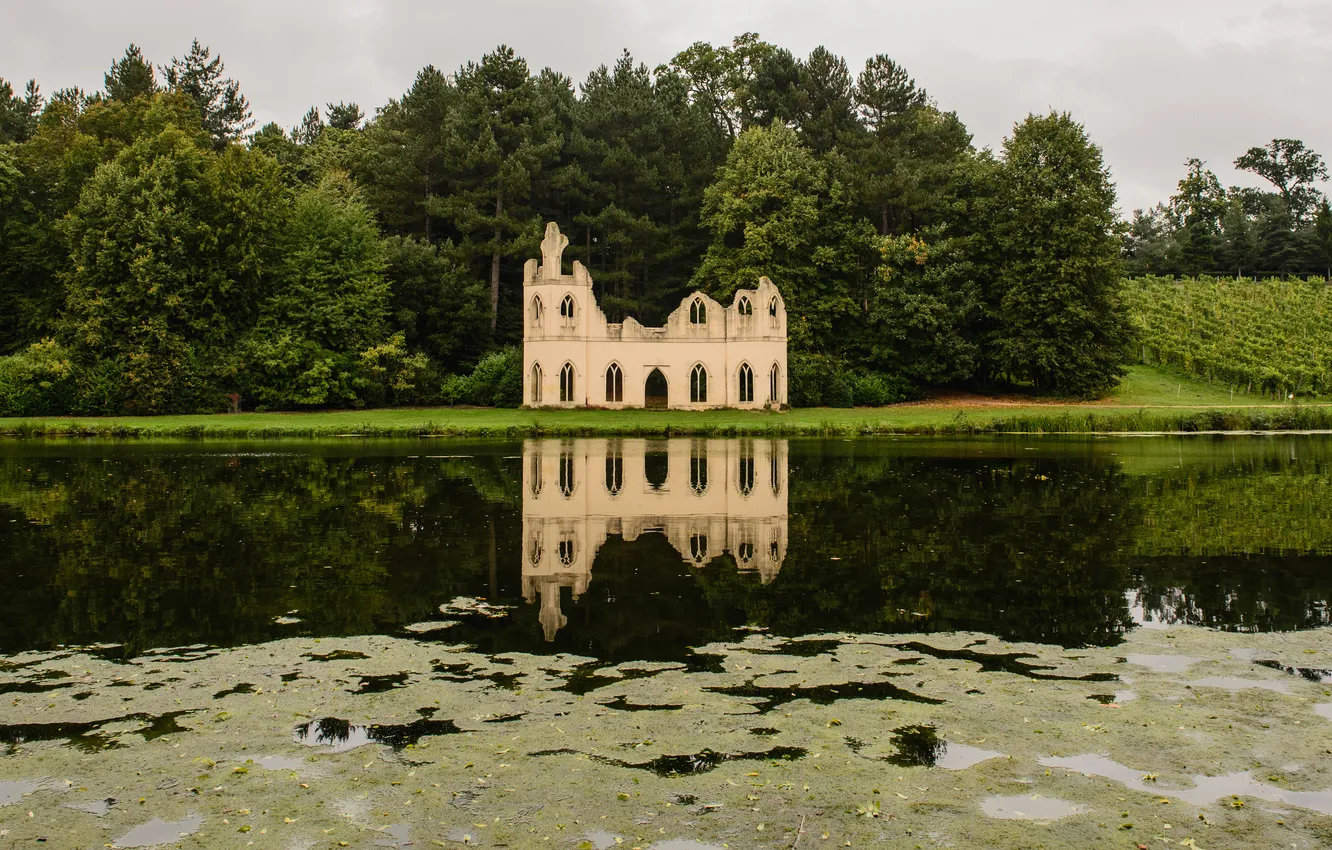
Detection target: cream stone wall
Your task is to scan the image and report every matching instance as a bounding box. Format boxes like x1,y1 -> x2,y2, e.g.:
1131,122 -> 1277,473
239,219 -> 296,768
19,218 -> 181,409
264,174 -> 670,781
521,438 -> 789,641
522,222 -> 788,409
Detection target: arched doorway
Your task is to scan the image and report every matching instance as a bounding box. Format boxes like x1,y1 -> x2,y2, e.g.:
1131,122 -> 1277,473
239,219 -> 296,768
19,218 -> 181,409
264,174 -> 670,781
644,368 -> 668,409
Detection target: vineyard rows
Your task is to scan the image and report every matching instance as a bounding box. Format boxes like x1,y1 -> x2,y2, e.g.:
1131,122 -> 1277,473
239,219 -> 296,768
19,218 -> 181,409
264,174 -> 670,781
1123,276 -> 1332,397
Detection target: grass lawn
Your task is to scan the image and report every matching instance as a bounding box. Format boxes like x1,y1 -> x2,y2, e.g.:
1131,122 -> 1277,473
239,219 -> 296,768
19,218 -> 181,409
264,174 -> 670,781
0,366 -> 1324,439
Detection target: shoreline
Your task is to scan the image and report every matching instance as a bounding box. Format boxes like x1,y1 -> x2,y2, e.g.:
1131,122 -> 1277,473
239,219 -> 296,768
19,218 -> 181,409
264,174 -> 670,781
0,403 -> 1329,439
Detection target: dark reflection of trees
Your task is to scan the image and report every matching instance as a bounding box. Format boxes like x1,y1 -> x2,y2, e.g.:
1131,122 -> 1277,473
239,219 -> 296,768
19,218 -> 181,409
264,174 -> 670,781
0,449 -> 523,655
703,447 -> 1141,648
1133,554 -> 1332,632
4,441 -> 1332,659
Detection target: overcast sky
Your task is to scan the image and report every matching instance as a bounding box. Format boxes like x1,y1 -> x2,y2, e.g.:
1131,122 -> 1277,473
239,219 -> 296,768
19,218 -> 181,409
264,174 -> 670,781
4,0 -> 1329,213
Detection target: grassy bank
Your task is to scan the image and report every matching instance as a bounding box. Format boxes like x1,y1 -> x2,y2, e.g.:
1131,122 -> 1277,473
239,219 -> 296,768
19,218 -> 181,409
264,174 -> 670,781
0,366 -> 1327,438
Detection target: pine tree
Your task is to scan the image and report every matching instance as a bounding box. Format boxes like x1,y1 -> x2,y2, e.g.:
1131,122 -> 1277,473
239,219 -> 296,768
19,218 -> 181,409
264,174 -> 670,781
433,46 -> 562,339
293,106 -> 323,145
325,102 -> 363,131
795,46 -> 859,154
351,66 -> 454,239
105,44 -> 157,101
162,39 -> 253,148
0,78 -> 42,144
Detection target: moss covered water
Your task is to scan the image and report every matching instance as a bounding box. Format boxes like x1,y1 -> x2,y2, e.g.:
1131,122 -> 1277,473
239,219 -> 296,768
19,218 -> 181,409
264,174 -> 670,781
2,436 -> 1332,848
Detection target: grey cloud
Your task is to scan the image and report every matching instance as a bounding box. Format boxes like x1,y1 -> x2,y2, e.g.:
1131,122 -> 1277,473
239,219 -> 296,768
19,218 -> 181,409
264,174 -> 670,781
2,0 -> 1327,212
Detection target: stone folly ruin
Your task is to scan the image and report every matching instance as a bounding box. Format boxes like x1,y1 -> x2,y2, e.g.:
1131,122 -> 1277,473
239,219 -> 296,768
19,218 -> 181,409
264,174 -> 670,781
522,222 -> 788,409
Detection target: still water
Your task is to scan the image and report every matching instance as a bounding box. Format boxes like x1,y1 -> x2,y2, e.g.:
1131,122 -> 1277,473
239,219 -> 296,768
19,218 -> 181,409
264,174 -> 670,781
2,436 -> 1328,658
2,436 -> 1332,849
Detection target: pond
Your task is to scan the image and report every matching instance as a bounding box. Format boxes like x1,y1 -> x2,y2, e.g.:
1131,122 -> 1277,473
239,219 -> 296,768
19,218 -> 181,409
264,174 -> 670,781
1,436 -> 1330,848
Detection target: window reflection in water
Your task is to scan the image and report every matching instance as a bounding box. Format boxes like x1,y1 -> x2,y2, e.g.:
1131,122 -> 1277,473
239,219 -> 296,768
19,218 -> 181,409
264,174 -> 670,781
690,441 -> 708,495
558,444 -> 575,497
605,441 -> 623,496
522,438 -> 789,640
689,532 -> 708,562
738,439 -> 755,496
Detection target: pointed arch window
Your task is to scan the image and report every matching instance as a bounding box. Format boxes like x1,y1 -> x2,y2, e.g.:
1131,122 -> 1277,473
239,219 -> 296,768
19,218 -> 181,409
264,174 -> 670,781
738,362 -> 754,403
560,294 -> 576,327
558,539 -> 576,566
769,363 -> 780,404
690,364 -> 708,403
528,531 -> 543,566
768,296 -> 780,327
770,451 -> 782,496
605,362 -> 623,403
530,362 -> 543,404
737,541 -> 754,564
559,362 -> 575,403
531,295 -> 544,328
689,297 -> 706,325
738,295 -> 752,316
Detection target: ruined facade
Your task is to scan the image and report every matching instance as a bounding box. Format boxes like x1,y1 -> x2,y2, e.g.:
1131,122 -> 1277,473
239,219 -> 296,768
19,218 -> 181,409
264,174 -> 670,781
522,223 -> 788,409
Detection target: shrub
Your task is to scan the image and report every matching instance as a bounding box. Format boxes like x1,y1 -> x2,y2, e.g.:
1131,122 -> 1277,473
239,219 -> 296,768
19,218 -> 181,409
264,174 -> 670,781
852,372 -> 916,406
440,347 -> 523,408
0,339 -> 77,416
788,352 -> 854,408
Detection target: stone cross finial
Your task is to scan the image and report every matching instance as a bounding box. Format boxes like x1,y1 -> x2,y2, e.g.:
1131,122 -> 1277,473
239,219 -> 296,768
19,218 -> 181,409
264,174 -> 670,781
540,222 -> 568,279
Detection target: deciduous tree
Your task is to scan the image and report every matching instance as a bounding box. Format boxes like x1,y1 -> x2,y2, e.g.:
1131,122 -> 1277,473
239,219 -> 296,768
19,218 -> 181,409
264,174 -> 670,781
985,111 -> 1128,397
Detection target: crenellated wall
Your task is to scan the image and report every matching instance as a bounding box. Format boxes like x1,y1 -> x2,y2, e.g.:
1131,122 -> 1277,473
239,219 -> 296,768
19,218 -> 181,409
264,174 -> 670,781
522,223 -> 789,409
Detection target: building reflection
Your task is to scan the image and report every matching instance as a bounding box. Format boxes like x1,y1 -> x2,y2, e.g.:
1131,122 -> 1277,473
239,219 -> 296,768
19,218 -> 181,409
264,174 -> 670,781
522,438 -> 789,640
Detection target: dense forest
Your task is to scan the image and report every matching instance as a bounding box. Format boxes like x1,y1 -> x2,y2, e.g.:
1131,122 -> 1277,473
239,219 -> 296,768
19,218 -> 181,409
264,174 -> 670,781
0,36 -> 1324,414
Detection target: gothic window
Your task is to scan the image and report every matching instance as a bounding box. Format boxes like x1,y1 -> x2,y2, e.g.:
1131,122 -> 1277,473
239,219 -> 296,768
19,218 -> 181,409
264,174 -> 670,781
769,540 -> 780,562
769,363 -> 780,404
560,293 -> 576,327
738,362 -> 754,403
605,363 -> 623,403
605,443 -> 623,496
690,364 -> 708,403
738,439 -> 755,496
560,362 -> 575,403
530,363 -> 543,404
770,451 -> 782,496
690,441 -> 708,495
531,295 -> 543,328
558,539 -> 576,566
769,295 -> 779,327
737,541 -> 754,564
528,533 -> 542,566
689,297 -> 706,325
738,294 -> 752,316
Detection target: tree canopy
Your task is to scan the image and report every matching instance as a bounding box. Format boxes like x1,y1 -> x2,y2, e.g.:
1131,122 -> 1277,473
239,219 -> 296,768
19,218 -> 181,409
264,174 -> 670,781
0,34 -> 1222,412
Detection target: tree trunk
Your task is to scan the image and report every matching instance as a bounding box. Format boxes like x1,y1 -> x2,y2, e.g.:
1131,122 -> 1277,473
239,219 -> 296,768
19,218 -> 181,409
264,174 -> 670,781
490,194 -> 503,339
881,204 -> 889,236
